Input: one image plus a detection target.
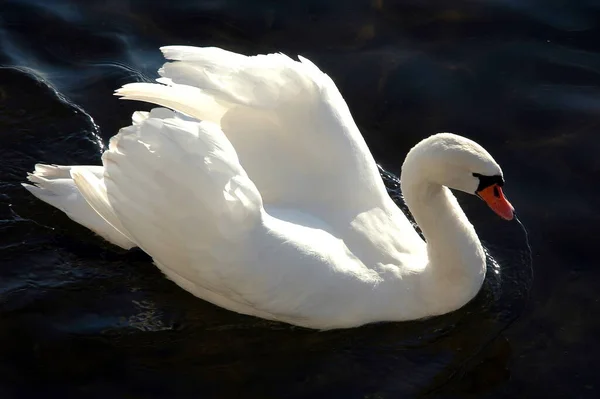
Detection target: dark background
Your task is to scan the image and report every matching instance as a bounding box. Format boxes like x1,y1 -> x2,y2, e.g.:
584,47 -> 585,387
1,0 -> 599,397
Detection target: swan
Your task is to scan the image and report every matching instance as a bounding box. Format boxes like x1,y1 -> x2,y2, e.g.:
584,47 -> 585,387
22,46 -> 514,330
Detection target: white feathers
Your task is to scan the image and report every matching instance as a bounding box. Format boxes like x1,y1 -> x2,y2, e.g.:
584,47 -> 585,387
99,112 -> 263,282
158,45 -> 313,108
22,164 -> 136,249
115,82 -> 228,123
70,167 -> 132,244
117,45 -> 389,217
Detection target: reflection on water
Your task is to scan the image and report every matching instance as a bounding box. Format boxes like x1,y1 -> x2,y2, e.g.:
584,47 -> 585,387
1,0 -> 599,397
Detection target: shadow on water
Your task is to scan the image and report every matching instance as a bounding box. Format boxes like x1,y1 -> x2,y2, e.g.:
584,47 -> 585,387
0,0 -> 598,397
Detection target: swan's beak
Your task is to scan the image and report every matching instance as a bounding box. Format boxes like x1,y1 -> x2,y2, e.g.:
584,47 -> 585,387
476,184 -> 514,220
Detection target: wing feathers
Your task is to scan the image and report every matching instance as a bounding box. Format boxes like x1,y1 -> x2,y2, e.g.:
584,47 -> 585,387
115,83 -> 229,124
101,114 -> 263,266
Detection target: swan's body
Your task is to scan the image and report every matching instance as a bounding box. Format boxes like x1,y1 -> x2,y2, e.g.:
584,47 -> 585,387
23,46 -> 513,329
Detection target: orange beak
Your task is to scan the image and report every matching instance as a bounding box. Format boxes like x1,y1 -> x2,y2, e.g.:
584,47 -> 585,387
476,184 -> 514,221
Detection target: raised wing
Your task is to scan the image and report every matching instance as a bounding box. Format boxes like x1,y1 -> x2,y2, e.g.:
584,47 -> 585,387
115,46 -> 391,222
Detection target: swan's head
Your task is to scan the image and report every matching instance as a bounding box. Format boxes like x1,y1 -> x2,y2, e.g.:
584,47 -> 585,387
403,133 -> 514,220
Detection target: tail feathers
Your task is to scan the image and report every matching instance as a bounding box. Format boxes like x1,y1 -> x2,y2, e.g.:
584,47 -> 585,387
70,167 -> 133,244
22,164 -> 136,249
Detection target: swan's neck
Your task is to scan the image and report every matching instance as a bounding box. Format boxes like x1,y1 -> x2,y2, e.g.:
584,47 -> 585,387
401,171 -> 486,315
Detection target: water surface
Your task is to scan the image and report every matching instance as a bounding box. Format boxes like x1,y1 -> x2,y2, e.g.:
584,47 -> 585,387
1,1 -> 599,397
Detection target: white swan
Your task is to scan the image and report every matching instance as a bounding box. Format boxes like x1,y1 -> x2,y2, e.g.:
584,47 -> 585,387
23,46 -> 514,330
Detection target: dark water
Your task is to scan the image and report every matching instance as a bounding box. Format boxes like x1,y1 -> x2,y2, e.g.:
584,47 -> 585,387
0,0 -> 598,397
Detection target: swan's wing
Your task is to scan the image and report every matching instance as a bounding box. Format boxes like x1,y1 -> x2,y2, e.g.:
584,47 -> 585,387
115,47 -> 392,219
72,108 -> 264,290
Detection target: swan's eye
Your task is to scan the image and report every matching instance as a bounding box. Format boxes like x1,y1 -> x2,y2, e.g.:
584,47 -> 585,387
493,186 -> 500,197
472,173 -> 505,192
